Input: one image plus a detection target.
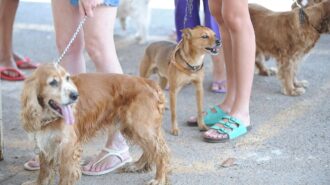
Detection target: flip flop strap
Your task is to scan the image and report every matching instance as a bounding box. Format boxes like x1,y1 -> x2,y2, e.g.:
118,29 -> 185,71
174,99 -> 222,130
91,147 -> 129,168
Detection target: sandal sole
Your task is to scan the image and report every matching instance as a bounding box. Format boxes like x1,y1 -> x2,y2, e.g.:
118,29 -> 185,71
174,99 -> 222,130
203,126 -> 252,143
82,157 -> 132,176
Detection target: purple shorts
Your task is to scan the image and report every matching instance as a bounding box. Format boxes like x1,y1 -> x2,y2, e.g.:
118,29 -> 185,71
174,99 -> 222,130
175,0 -> 221,42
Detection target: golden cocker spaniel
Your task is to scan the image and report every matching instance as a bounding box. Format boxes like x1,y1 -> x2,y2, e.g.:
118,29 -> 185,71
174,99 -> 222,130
20,64 -> 170,185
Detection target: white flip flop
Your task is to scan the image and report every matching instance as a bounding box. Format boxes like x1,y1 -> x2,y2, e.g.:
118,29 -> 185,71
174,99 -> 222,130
82,147 -> 132,176
23,156 -> 40,171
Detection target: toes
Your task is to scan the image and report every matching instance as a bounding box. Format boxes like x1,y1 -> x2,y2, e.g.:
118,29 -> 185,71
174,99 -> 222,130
204,128 -> 227,139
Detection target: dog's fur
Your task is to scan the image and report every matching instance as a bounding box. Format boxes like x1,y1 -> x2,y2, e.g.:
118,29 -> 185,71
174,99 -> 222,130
117,0 -> 151,44
21,64 -> 170,185
139,26 -> 220,135
250,1 -> 330,95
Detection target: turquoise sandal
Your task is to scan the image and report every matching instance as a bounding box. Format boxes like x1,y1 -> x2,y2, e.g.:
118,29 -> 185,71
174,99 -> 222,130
203,115 -> 251,143
204,106 -> 228,125
187,105 -> 228,126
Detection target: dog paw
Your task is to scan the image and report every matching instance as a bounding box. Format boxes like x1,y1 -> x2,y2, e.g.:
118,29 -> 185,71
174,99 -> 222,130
198,124 -> 208,131
120,162 -> 152,173
294,80 -> 309,88
120,162 -> 138,173
268,67 -> 278,76
282,87 -> 306,96
147,179 -> 166,185
259,67 -> 277,76
171,128 -> 179,136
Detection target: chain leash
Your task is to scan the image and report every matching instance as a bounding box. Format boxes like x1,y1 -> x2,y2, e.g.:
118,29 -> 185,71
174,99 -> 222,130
54,15 -> 88,65
293,0 -> 307,25
183,0 -> 194,29
294,0 -> 303,8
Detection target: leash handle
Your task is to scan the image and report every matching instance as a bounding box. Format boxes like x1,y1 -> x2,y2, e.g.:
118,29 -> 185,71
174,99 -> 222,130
54,15 -> 88,65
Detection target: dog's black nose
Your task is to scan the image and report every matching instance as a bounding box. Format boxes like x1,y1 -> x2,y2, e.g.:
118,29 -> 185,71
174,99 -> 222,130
69,91 -> 79,101
216,40 -> 221,46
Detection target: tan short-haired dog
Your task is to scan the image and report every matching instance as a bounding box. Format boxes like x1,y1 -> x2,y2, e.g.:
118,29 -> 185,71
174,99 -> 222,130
140,26 -> 220,135
20,64 -> 170,185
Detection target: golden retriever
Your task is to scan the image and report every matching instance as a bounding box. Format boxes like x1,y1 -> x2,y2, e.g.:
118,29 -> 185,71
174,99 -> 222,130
139,26 -> 220,135
20,64 -> 170,185
250,0 -> 330,96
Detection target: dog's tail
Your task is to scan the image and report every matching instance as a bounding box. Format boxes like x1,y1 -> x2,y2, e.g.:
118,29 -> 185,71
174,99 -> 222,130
143,79 -> 166,115
139,50 -> 155,78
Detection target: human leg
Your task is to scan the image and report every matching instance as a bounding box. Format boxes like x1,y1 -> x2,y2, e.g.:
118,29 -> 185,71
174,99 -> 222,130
0,0 -> 25,80
221,0 -> 255,125
81,5 -> 130,174
51,0 -> 86,74
208,0 -> 235,111
204,0 -> 255,141
186,0 -> 233,125
0,0 -> 18,68
203,0 -> 226,93
83,6 -> 122,73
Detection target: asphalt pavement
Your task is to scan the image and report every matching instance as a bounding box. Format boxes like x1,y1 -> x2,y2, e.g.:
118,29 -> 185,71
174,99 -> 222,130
0,1 -> 329,185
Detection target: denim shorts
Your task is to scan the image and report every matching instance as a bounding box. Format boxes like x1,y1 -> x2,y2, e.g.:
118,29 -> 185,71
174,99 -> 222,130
70,0 -> 119,7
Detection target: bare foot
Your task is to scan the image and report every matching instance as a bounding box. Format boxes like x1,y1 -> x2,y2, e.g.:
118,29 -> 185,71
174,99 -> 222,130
203,115 -> 251,142
0,57 -> 24,78
24,155 -> 40,171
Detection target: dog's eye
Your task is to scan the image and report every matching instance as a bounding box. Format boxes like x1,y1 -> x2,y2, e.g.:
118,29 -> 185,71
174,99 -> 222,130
49,79 -> 58,87
66,76 -> 70,81
201,35 -> 209,39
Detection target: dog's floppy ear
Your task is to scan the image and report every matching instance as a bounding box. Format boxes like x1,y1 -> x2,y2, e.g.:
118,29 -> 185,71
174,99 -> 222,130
181,28 -> 192,39
20,75 -> 42,132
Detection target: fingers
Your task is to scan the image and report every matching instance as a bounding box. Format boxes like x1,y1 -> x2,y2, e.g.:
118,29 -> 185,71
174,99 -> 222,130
79,0 -> 96,17
78,1 -> 86,17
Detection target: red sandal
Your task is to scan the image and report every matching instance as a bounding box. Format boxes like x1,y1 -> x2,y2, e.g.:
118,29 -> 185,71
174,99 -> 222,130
16,57 -> 39,69
0,67 -> 25,81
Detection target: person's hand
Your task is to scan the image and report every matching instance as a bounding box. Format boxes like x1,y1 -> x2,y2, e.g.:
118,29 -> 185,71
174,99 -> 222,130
79,0 -> 104,17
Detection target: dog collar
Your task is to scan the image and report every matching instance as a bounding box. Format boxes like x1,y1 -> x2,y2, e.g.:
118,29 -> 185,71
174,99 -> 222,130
170,41 -> 204,75
182,58 -> 204,72
170,57 -> 204,75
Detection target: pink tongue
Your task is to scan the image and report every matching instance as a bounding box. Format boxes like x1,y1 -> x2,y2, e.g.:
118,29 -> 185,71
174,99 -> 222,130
62,105 -> 75,125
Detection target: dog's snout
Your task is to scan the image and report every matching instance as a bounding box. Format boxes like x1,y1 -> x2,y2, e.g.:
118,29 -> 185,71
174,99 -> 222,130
69,91 -> 79,101
215,40 -> 221,46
